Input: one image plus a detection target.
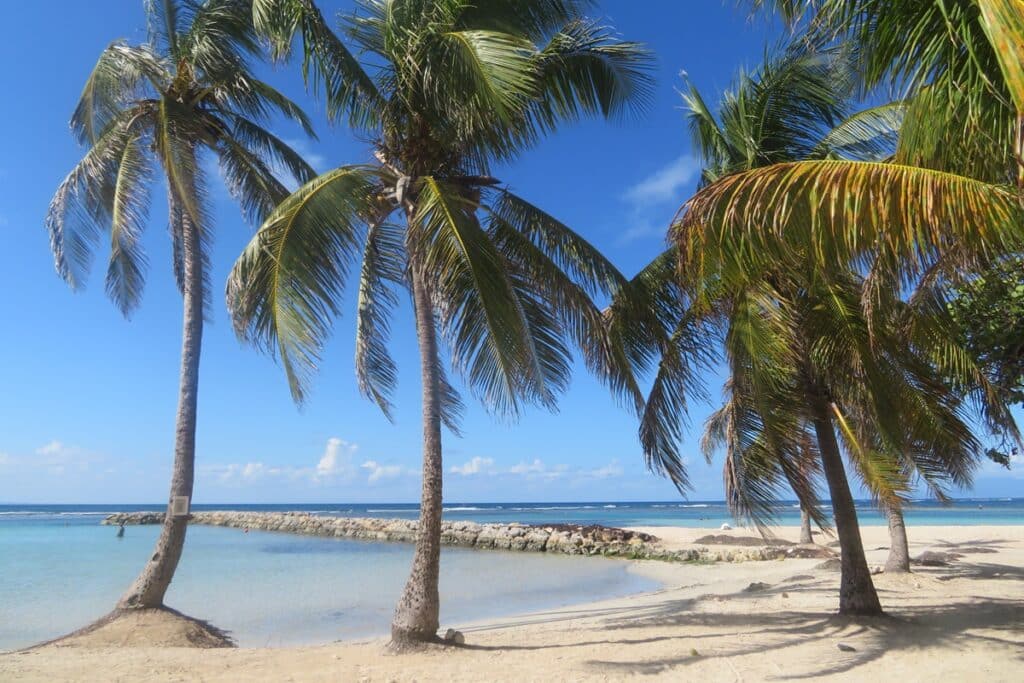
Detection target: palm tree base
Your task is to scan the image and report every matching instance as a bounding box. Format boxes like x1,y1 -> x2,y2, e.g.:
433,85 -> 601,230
387,628 -> 443,653
27,607 -> 233,650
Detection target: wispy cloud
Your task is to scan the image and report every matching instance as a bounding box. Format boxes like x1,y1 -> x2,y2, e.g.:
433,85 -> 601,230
449,456 -> 495,476
617,156 -> 701,244
361,460 -> 410,483
623,156 -> 701,205
448,456 -> 621,484
34,440 -> 97,476
201,437 -> 416,487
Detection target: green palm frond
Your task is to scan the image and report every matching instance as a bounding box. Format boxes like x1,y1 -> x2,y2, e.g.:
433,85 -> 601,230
106,136 -> 154,315
439,30 -> 539,120
48,108 -> 153,288
147,0 -> 183,60
491,190 -> 626,298
639,310 -> 715,492
213,129 -> 292,223
180,0 -> 262,79
488,205 -> 643,411
71,43 -> 167,144
415,177 -> 550,415
254,0 -> 382,128
226,114 -> 317,187
228,166 -> 386,401
977,0 -> 1024,113
675,160 -> 1024,285
531,19 -> 654,128
813,101 -> 904,161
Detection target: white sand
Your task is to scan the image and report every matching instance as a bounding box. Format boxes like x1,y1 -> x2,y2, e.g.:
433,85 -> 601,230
3,524 -> 1022,681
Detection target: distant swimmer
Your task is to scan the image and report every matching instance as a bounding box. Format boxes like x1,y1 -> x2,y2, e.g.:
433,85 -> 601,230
116,523 -> 125,538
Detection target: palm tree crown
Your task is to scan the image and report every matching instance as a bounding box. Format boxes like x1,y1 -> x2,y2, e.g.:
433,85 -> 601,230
230,0 -> 652,416
49,0 -> 316,310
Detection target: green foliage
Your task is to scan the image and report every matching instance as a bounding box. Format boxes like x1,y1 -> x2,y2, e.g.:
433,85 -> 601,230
229,0 -> 653,425
948,256 -> 1024,407
48,0 -> 315,316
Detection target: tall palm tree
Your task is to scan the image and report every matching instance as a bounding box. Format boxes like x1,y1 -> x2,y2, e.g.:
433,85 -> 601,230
228,0 -> 651,647
47,0 -> 315,616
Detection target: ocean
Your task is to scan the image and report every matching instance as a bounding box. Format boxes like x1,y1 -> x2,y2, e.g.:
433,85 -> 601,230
1,498 -> 1021,651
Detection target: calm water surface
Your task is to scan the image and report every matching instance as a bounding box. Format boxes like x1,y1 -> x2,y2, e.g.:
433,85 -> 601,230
2,498 -> 1020,650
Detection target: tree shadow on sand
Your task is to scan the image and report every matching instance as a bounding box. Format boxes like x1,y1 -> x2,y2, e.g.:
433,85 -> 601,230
459,566 -> 1022,678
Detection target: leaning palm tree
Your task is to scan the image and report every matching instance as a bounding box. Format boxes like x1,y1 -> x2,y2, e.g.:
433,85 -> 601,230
612,37 -> 1017,614
47,0 -> 315,620
228,0 -> 651,647
611,41 -> 894,613
684,1 -> 1024,573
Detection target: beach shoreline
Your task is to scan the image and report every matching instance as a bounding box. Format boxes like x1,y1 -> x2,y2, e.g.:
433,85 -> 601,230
3,523 -> 1021,681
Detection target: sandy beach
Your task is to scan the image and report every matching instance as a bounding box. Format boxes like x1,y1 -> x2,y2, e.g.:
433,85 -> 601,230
2,523 -> 1021,682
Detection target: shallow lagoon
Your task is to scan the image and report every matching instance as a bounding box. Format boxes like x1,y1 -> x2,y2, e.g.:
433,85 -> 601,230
0,520 -> 657,650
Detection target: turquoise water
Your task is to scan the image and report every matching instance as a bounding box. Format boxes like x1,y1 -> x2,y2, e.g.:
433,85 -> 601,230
2,498 -> 1020,651
0,516 -> 657,651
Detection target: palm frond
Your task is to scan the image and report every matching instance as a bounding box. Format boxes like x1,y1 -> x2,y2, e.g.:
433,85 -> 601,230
531,19 -> 654,127
47,109 -> 150,289
227,165 -> 385,402
146,0 -> 183,60
439,29 -> 539,121
106,136 -> 154,315
415,176 -> 549,415
813,101 -> 904,161
355,220 -> 404,419
675,161 -> 1024,286
71,43 -> 166,144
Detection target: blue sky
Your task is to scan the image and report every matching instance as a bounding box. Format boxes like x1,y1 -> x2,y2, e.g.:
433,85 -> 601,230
0,1 -> 1019,504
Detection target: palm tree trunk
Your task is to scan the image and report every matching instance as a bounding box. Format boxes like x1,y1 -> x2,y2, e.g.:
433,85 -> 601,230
800,506 -> 814,544
884,505 -> 911,573
390,265 -> 444,647
805,383 -> 883,616
117,205 -> 203,610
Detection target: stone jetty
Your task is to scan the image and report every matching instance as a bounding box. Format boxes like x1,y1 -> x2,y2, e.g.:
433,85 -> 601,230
102,511 -> 826,563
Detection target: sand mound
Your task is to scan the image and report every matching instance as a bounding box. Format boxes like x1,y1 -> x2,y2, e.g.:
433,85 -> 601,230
46,608 -> 233,649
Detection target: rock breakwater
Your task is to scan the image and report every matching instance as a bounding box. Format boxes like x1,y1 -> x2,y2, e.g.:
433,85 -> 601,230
102,511 -> 827,563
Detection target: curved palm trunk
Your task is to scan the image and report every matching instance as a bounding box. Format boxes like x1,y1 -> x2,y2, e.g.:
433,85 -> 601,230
805,384 -> 883,616
118,206 -> 203,610
884,505 -> 911,573
800,506 -> 814,544
390,266 -> 444,646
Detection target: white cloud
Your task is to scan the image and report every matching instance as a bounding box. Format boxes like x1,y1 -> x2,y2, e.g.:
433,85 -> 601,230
509,458 -> 547,474
361,460 -> 407,483
36,440 -> 72,457
34,440 -> 94,475
0,452 -> 11,466
450,456 -> 495,476
623,156 -> 700,205
0,214 -> 9,227
587,460 -> 624,479
316,437 -> 358,479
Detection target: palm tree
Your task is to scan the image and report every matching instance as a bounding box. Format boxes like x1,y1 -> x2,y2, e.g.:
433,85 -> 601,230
612,39 -> 1016,614
47,0 -> 315,617
228,0 -> 651,647
686,1 -> 1024,573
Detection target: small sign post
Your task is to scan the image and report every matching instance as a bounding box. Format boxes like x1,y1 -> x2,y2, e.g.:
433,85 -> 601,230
170,495 -> 191,518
